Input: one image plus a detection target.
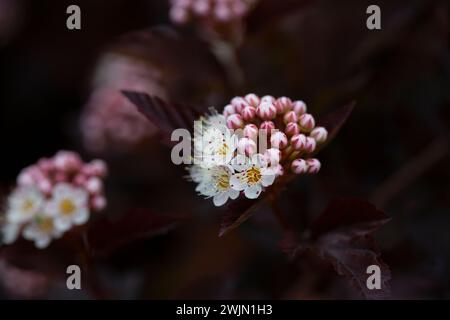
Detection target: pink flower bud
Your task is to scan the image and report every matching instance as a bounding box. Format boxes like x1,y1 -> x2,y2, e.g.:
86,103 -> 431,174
283,111 -> 298,124
54,151 -> 82,172
74,174 -> 87,186
237,138 -> 257,156
223,104 -> 236,117
285,122 -> 300,136
215,2 -> 232,21
257,101 -> 276,120
170,6 -> 189,24
275,164 -> 284,177
245,93 -> 260,107
17,171 -> 34,186
37,179 -> 52,194
264,148 -> 281,166
37,158 -> 54,173
260,121 -> 275,133
304,137 -> 317,153
310,127 -> 328,144
291,159 -> 308,174
241,106 -> 256,121
226,114 -> 244,129
243,124 -> 258,140
231,97 -> 249,113
306,158 -> 321,174
270,131 -> 288,149
299,113 -> 315,132
91,196 -> 107,211
275,96 -> 293,114
291,134 -> 307,151
292,100 -> 307,115
85,177 -> 103,195
88,160 -> 108,177
261,95 -> 276,104
192,0 -> 210,15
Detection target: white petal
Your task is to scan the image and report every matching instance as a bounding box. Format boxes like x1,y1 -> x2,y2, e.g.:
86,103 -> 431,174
244,184 -> 262,199
213,192 -> 229,207
229,189 -> 240,200
261,173 -> 276,187
73,209 -> 89,225
230,174 -> 245,191
231,154 -> 250,172
35,236 -> 51,249
54,217 -> 71,232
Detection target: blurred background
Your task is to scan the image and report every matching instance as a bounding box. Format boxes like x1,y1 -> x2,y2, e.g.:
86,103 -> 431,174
0,0 -> 449,299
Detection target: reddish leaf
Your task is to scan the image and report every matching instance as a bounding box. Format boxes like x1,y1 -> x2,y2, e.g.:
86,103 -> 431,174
122,92 -> 205,147
87,209 -> 185,257
283,198 -> 391,299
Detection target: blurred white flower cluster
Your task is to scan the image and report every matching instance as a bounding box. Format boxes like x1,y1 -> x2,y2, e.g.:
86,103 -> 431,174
170,0 -> 256,24
188,94 -> 328,207
1,151 -> 108,248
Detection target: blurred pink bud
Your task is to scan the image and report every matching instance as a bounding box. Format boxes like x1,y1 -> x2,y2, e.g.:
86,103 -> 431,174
85,177 -> 103,195
291,134 -> 307,151
74,174 -> 87,186
17,171 -> 34,186
310,127 -> 328,144
291,159 -> 308,174
54,151 -> 82,172
87,160 -> 108,177
264,148 -> 281,166
91,196 -> 107,211
231,97 -> 249,113
275,97 -> 293,114
192,0 -> 210,15
241,106 -> 256,121
170,6 -> 189,24
245,93 -> 260,107
292,100 -> 307,115
37,179 -> 52,194
237,138 -> 257,156
223,104 -> 236,117
270,131 -> 288,149
299,113 -> 316,132
54,172 -> 67,183
285,122 -> 300,137
226,114 -> 244,129
215,3 -> 232,21
260,121 -> 275,133
304,137 -> 317,153
243,124 -> 258,140
37,159 -> 54,173
306,158 -> 321,174
283,111 -> 298,124
257,101 -> 276,120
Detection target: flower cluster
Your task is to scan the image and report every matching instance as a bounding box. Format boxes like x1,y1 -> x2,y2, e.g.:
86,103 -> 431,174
188,94 -> 328,206
170,0 -> 256,24
1,151 -> 108,248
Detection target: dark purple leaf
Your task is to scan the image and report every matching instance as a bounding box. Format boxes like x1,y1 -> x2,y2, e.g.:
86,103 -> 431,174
122,92 -> 205,147
87,209 -> 185,257
282,198 -> 391,299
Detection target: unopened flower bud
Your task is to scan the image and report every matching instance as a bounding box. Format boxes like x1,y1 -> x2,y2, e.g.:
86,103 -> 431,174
275,96 -> 293,114
243,124 -> 258,140
54,151 -> 82,172
257,100 -> 276,120
264,148 -> 281,166
261,95 -> 276,104
304,137 -> 317,153
291,159 -> 308,174
292,100 -> 307,115
241,106 -> 256,121
260,121 -> 275,133
275,164 -> 284,177
270,131 -> 288,149
91,196 -> 107,211
192,0 -> 210,15
223,104 -> 236,117
245,93 -> 260,107
310,127 -> 328,144
285,122 -> 300,136
299,113 -> 316,132
87,160 -> 108,177
291,134 -> 307,150
231,97 -> 249,113
227,114 -> 244,129
283,111 -> 298,124
306,158 -> 321,174
238,138 -> 257,156
85,177 -> 103,195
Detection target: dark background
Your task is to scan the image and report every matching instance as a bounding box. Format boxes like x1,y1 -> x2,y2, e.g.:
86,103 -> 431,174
0,0 -> 450,299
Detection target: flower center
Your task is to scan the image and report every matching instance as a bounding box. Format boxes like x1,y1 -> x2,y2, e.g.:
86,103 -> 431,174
60,198 -> 76,216
38,217 -> 54,233
21,199 -> 35,213
216,143 -> 229,157
216,173 -> 230,190
246,167 -> 262,185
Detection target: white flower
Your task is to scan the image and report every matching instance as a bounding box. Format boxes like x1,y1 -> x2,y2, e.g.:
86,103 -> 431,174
23,213 -> 62,249
6,187 -> 45,224
194,124 -> 238,168
46,183 -> 89,232
230,154 -> 276,199
190,165 -> 240,207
